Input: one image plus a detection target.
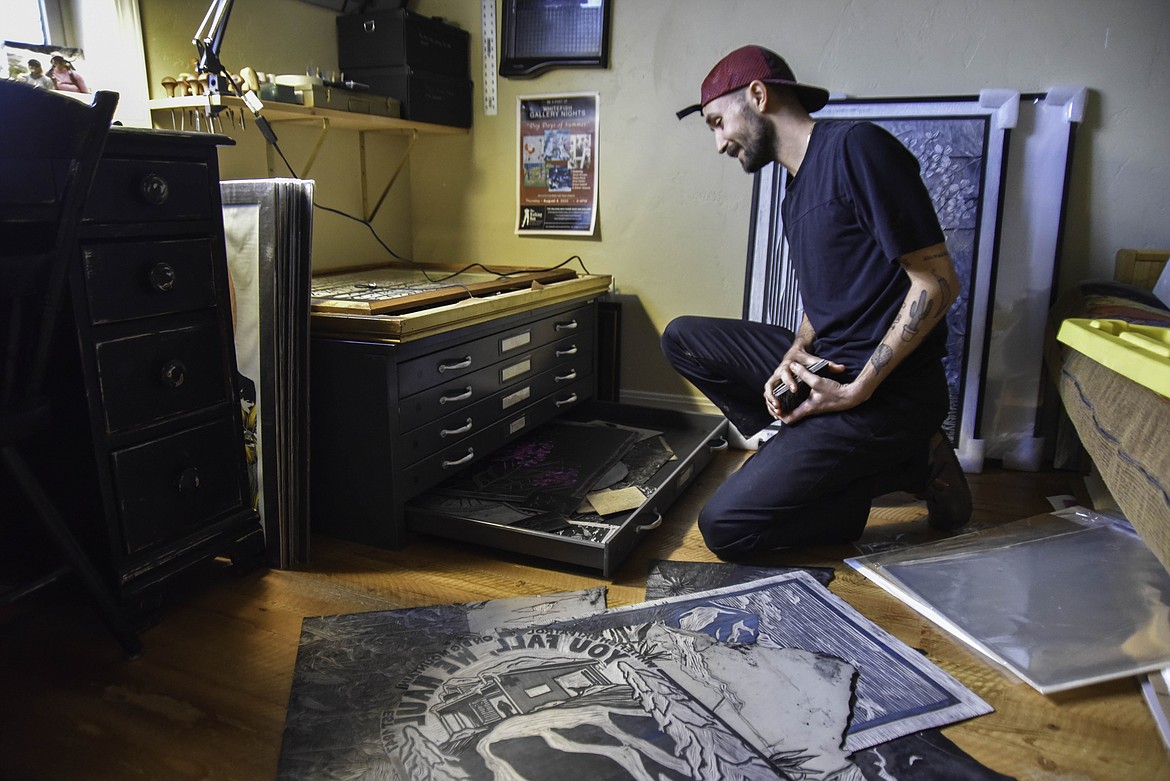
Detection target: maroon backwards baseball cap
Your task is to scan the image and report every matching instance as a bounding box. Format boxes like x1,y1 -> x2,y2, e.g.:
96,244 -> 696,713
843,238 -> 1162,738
677,45 -> 830,120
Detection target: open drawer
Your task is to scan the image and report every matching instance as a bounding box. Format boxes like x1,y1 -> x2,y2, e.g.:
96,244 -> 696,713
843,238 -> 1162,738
405,402 -> 728,577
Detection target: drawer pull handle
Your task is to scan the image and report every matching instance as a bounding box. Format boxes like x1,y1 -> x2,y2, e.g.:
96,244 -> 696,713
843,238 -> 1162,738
636,511 -> 664,533
140,173 -> 170,206
160,359 -> 187,388
440,386 -> 473,405
555,393 -> 578,408
438,356 -> 472,373
555,370 -> 577,383
442,448 -> 475,469
363,19 -> 375,32
555,319 -> 579,331
441,418 -> 473,438
177,467 -> 201,494
555,345 -> 578,357
149,262 -> 176,293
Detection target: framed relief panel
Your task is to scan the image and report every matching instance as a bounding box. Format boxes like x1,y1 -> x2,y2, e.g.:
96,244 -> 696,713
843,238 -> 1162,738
981,88 -> 1083,470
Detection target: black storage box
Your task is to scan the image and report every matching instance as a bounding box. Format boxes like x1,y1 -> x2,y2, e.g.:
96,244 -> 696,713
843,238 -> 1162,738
346,66 -> 471,128
338,9 -> 470,78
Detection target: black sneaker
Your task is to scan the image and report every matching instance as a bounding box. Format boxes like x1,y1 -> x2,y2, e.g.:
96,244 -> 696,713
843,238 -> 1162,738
918,430 -> 972,531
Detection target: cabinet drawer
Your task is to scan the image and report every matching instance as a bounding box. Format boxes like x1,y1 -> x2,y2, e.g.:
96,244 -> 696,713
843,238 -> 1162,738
397,355 -> 595,466
397,378 -> 592,500
111,417 -> 245,555
407,403 -> 728,577
398,304 -> 595,397
398,331 -> 594,428
94,317 -> 231,433
84,158 -> 212,223
82,238 -> 217,324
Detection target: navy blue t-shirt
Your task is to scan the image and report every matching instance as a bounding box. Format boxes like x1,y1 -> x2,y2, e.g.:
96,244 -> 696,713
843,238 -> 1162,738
782,120 -> 947,381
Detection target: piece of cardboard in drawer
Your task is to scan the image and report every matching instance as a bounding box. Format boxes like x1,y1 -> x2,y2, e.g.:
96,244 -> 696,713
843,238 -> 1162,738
585,485 -> 648,516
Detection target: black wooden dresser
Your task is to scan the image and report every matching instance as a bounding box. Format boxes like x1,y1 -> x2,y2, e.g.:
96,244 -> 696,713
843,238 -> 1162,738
44,127 -> 262,619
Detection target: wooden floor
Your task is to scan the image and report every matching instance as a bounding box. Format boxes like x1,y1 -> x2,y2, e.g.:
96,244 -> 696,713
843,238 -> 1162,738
1,452 -> 1167,781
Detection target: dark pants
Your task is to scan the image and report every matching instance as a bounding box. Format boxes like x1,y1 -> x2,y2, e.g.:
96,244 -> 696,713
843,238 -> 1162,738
661,315 -> 948,557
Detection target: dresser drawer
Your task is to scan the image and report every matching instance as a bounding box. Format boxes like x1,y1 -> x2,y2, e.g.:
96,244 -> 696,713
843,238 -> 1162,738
111,417 -> 246,555
84,158 -> 212,223
82,238 -> 217,324
397,303 -> 595,397
397,355 -> 595,466
406,403 -> 728,577
398,331 -> 594,428
397,378 -> 592,500
94,317 -> 232,433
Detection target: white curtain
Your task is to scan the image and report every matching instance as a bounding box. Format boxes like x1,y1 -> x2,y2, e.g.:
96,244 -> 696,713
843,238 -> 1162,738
66,0 -> 152,127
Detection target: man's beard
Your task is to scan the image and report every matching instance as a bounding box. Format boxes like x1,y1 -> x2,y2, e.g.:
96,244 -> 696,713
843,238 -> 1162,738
735,106 -> 776,174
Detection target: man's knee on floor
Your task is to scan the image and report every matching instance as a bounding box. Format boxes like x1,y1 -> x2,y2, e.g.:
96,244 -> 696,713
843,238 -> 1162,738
697,503 -> 767,559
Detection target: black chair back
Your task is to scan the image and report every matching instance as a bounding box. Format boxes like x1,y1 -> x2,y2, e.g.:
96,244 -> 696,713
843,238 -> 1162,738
0,83 -> 139,657
1,83 -> 118,415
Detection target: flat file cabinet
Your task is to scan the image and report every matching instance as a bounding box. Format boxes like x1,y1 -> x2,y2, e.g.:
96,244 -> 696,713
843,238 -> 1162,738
311,296 -> 598,551
29,128 -> 263,620
310,289 -> 728,576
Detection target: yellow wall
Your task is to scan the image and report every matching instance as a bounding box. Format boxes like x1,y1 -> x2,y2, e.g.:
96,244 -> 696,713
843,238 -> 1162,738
137,0 -> 1170,410
139,0 -> 417,273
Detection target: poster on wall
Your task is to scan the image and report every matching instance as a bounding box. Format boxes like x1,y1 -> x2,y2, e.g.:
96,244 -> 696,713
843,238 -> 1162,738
516,93 -> 599,236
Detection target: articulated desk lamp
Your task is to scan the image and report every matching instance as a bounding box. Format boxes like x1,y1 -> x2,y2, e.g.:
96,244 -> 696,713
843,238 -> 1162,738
193,0 -> 278,145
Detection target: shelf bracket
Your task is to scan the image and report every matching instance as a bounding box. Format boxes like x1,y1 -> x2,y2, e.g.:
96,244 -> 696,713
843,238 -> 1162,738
265,118 -> 331,178
361,129 -> 417,223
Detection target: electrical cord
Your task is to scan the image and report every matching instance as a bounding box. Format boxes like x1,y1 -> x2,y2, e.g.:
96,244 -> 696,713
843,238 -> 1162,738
265,137 -> 592,287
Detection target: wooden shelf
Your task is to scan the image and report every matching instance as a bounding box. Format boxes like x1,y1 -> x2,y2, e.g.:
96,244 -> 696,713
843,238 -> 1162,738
149,94 -> 465,217
148,94 -> 467,135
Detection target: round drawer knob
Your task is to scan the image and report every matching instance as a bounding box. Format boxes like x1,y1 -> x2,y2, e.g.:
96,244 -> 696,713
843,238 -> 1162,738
140,173 -> 170,206
160,359 -> 187,388
178,467 -> 201,494
149,262 -> 176,292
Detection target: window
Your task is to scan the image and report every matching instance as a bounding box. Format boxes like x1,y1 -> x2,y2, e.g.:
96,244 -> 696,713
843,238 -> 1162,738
8,1 -> 49,45
4,0 -> 151,127
5,0 -> 69,47
4,0 -> 72,81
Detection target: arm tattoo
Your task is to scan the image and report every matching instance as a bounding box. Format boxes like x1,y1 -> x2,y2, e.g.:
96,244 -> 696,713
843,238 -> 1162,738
901,290 -> 935,341
934,270 -> 952,309
871,344 -> 894,374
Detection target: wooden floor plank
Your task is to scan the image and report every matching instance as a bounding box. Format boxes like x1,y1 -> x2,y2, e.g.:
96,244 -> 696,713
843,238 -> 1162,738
1,453 -> 1167,781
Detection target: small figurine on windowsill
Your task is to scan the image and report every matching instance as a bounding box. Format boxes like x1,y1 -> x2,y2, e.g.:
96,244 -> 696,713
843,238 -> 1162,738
17,59 -> 55,90
48,55 -> 89,94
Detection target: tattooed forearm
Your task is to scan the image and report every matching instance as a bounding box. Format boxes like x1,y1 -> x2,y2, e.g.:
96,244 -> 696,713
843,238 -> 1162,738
933,270 -> 952,308
901,290 -> 935,341
871,344 -> 893,373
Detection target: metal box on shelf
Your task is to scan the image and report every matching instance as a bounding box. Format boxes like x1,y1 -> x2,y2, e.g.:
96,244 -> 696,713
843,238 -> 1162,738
344,66 -> 471,128
301,84 -> 400,117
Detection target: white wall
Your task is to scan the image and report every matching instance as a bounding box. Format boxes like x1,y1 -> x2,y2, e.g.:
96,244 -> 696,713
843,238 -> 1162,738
139,0 -> 416,270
